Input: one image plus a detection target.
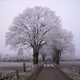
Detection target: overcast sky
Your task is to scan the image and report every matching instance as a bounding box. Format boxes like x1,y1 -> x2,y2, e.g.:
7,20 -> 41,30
0,0 -> 80,57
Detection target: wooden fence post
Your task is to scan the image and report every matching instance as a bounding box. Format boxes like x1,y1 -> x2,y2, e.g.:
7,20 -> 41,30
16,70 -> 19,80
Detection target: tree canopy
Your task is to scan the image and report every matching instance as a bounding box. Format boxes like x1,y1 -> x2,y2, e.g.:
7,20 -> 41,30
6,6 -> 74,64
6,7 -> 60,49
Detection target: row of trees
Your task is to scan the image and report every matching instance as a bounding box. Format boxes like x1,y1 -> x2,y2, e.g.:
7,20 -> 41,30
6,7 -> 74,64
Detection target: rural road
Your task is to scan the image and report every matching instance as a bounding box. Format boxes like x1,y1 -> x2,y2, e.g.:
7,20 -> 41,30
35,64 -> 73,80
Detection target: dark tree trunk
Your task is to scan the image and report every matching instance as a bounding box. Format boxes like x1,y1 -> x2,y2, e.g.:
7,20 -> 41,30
55,50 -> 61,65
42,55 -> 45,62
56,52 -> 60,64
33,48 -> 39,64
53,49 -> 61,65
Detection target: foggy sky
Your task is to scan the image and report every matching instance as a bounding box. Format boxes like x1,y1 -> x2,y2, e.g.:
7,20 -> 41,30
0,0 -> 80,58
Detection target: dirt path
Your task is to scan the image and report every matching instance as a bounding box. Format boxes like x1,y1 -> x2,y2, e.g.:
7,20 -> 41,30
36,65 -> 73,80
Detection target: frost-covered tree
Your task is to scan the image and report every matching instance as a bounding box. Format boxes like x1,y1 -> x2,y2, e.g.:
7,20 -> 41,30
48,29 -> 75,64
39,48 -> 47,62
6,7 -> 61,64
17,47 -> 24,61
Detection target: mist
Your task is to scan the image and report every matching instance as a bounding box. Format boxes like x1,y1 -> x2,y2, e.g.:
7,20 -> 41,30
0,0 -> 80,58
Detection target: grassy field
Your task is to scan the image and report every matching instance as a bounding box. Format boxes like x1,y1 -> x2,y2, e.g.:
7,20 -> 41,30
0,62 -> 33,80
60,61 -> 80,80
0,61 -> 80,80
0,62 -> 41,72
0,62 -> 32,72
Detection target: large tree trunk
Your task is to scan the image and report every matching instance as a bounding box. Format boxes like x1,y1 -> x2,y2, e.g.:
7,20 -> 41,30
33,48 -> 39,64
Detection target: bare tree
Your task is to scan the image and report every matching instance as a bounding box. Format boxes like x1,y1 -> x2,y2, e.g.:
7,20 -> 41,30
6,7 -> 61,64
